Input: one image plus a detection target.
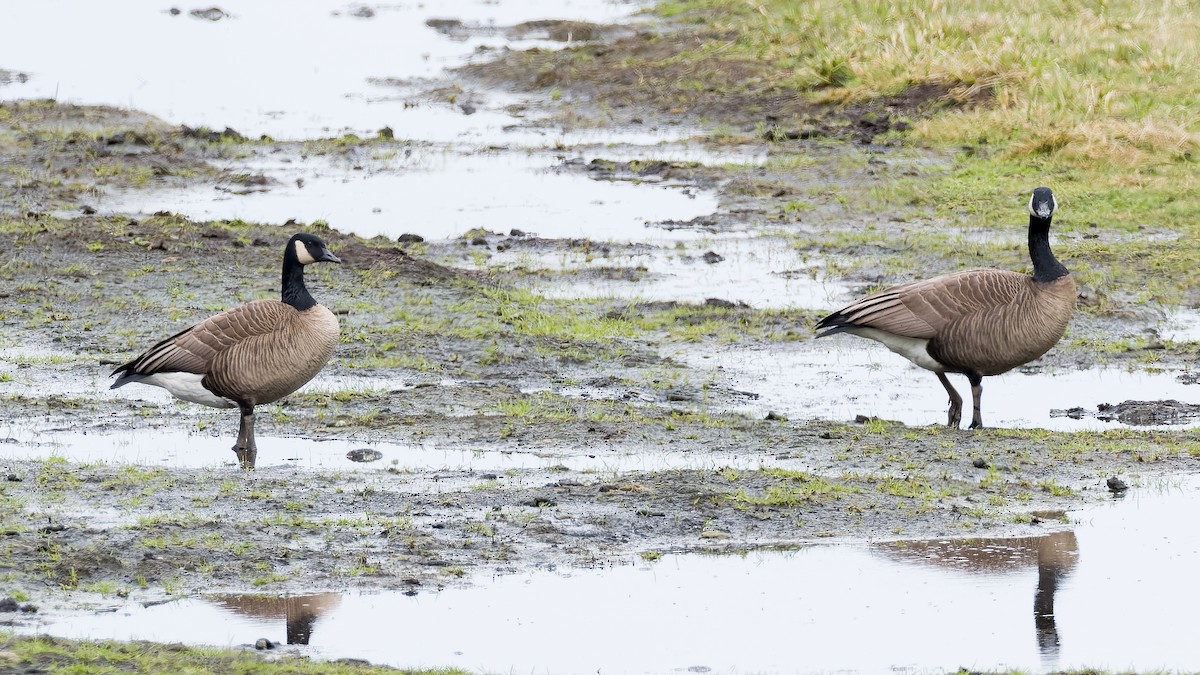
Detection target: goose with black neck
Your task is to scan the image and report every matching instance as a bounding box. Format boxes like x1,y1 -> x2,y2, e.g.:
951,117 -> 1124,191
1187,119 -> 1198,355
815,187 -> 1076,429
111,233 -> 342,469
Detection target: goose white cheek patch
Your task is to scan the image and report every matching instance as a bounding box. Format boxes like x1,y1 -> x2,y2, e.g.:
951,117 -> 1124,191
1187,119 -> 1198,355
295,240 -> 316,265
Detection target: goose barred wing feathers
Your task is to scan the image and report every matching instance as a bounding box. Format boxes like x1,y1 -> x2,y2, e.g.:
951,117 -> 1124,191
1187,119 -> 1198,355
112,300 -> 296,379
815,269 -> 1028,339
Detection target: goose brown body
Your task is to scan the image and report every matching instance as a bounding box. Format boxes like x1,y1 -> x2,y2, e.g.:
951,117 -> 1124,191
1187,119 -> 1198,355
121,299 -> 339,406
827,269 -> 1076,377
816,187 -> 1074,428
111,233 -> 341,468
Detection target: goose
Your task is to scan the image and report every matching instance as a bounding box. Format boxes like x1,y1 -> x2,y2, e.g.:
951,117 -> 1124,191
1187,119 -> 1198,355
111,233 -> 342,468
815,187 -> 1075,429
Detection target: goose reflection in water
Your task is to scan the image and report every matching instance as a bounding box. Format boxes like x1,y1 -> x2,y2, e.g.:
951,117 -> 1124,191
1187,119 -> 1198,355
873,531 -> 1078,663
211,593 -> 342,645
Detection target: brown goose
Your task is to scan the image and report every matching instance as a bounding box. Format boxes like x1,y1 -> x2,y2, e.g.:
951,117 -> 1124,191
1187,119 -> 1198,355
111,233 -> 342,468
815,187 -> 1075,429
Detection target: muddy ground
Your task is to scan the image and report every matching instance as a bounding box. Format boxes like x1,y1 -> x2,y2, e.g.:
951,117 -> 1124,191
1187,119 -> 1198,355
1,11 -> 1199,648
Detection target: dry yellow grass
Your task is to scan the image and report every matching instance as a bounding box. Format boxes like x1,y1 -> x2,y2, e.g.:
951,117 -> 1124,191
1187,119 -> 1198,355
667,0 -> 1200,166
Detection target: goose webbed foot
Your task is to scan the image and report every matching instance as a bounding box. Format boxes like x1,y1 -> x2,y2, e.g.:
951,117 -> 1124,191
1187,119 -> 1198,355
233,444 -> 258,470
936,372 -> 963,428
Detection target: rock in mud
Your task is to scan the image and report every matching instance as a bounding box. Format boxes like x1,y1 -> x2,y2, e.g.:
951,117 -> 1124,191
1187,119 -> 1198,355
665,386 -> 699,402
425,18 -> 466,38
0,598 -> 35,614
181,125 -> 246,142
704,298 -> 747,309
254,638 -> 276,650
508,20 -> 608,42
1051,399 -> 1200,426
346,448 -> 384,463
189,6 -> 229,21
1107,476 -> 1129,494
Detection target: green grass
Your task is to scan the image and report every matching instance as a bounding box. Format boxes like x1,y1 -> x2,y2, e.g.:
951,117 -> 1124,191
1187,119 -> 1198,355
0,632 -> 465,674
729,468 -> 861,508
660,0 -> 1200,162
638,1 -> 1200,308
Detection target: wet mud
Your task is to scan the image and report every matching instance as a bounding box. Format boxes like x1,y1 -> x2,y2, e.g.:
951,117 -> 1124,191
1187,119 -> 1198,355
2,5 -> 1200,668
1052,399 -> 1200,426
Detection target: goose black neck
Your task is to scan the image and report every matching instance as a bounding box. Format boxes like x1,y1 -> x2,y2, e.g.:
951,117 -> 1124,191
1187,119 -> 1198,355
1029,214 -> 1068,283
280,249 -> 317,311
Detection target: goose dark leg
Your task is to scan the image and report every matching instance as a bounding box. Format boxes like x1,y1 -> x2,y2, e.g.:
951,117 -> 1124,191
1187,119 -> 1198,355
936,372 -> 962,428
234,403 -> 257,470
967,373 -> 984,429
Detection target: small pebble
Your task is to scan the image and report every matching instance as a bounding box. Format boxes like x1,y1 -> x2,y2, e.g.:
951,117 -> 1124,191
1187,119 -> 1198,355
346,448 -> 384,463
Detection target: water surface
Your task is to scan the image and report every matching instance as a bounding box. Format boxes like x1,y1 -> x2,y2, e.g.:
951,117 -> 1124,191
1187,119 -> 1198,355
20,476 -> 1200,674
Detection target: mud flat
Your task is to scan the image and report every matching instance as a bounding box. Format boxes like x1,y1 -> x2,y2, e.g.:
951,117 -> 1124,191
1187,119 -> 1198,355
3,1 -> 1200,673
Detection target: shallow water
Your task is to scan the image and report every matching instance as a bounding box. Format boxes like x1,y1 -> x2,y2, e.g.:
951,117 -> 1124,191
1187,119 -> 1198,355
5,5 -> 1200,673
0,424 -> 793,474
105,151 -> 719,241
687,342 -> 1200,431
0,0 -> 640,140
20,475 -> 1200,674
500,233 -> 853,309
1160,308 -> 1200,344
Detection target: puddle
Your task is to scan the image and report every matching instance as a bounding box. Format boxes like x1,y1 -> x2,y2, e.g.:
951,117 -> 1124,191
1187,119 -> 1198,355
0,0 -> 641,140
104,152 -> 718,241
685,343 -> 1200,431
1159,308 -> 1200,344
492,233 -> 851,309
6,0 -> 733,245
18,475 -> 1200,674
0,425 -> 791,475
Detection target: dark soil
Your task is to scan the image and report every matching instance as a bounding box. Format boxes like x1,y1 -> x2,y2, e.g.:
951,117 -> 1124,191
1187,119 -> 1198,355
1053,399 -> 1200,426
0,9 -> 1195,653
459,28 -> 987,143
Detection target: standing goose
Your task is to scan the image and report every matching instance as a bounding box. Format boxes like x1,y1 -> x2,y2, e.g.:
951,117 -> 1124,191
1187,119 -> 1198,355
111,233 -> 342,468
815,187 -> 1075,429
